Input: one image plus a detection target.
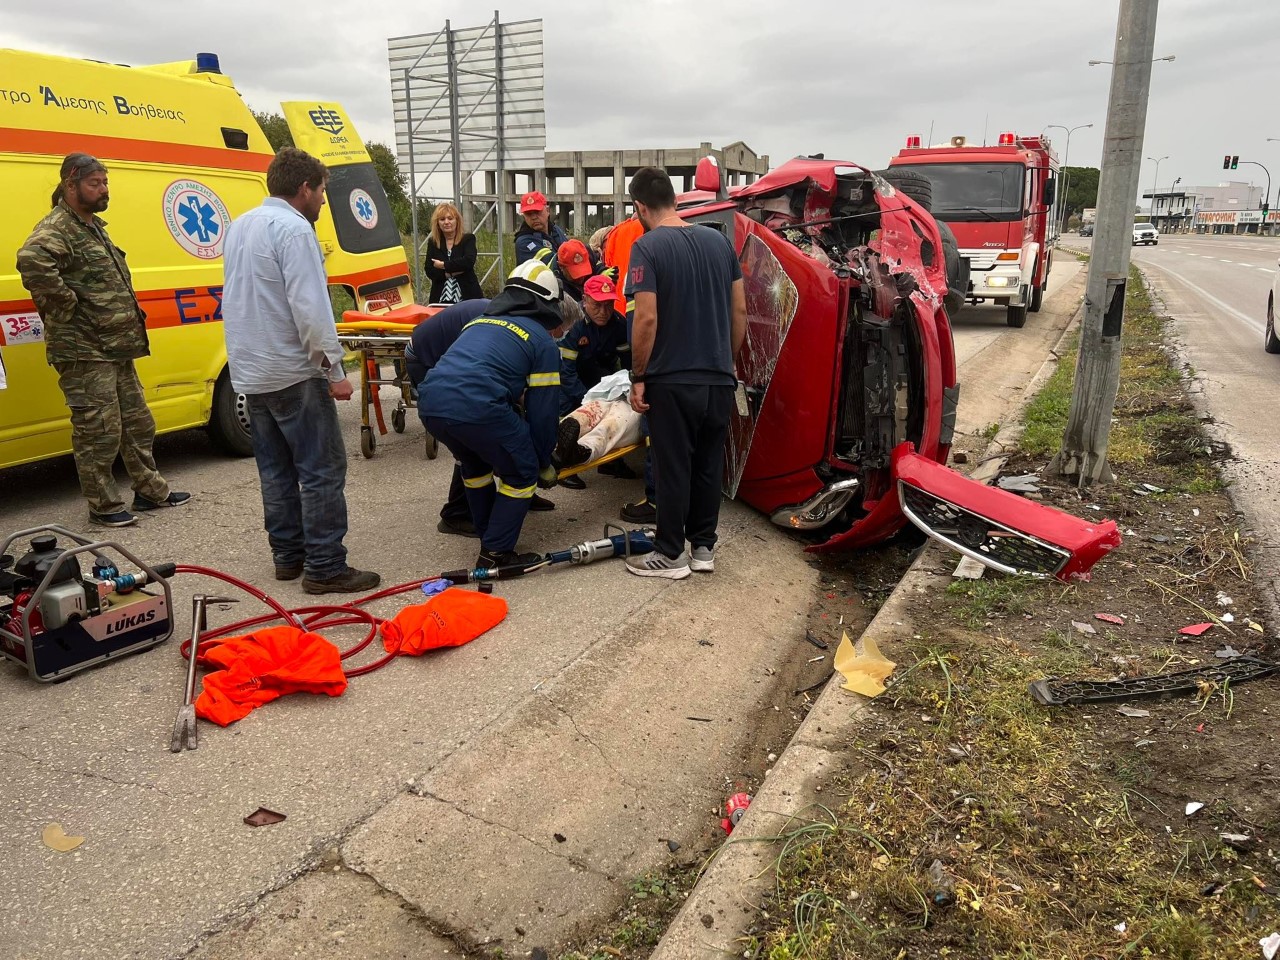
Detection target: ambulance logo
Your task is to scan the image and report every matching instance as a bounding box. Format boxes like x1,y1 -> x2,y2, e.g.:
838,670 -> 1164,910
349,188 -> 378,229
162,180 -> 231,260
309,107 -> 344,135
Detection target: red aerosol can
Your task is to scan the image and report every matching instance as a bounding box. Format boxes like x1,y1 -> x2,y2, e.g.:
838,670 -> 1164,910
720,792 -> 752,834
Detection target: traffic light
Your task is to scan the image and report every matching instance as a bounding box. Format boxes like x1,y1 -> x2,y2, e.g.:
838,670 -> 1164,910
1224,155 -> 1231,169
1265,203 -> 1271,218
1231,155 -> 1239,170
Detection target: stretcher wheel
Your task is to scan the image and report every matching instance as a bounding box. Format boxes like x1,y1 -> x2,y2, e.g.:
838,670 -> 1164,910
360,425 -> 376,458
424,430 -> 439,460
392,407 -> 406,434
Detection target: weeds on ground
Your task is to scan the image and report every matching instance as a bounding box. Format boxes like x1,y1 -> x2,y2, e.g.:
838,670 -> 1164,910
754,267 -> 1278,959
755,630 -> 1273,960
559,866 -> 699,960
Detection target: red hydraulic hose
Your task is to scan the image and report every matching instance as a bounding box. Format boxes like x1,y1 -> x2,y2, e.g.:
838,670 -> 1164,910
172,564 -> 432,678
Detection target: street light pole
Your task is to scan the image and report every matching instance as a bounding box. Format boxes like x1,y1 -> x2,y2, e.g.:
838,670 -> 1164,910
1046,122 -> 1093,233
1146,154 -> 1168,228
1052,0 -> 1162,485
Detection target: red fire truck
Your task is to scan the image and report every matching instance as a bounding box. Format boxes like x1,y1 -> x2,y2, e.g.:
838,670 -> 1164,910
888,132 -> 1059,328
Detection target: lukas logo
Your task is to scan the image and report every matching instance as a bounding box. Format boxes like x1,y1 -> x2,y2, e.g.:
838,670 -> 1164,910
105,609 -> 157,635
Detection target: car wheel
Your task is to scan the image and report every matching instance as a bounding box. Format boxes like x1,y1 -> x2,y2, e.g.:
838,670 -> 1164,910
208,368 -> 253,456
1266,296 -> 1280,354
877,168 -> 933,212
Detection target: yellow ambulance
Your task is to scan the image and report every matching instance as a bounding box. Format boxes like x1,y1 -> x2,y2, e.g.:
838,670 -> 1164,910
0,48 -> 414,469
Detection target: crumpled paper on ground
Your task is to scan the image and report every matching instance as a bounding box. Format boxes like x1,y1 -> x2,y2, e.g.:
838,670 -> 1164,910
834,630 -> 896,697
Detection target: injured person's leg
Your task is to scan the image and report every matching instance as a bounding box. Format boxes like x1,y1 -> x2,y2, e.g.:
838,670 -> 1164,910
555,398 -> 643,468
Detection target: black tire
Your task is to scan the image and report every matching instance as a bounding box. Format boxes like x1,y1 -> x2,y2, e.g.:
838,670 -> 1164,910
360,426 -> 376,458
1007,299 -> 1028,328
1266,296 -> 1280,354
392,407 -> 406,434
208,368 -> 253,456
1029,282 -> 1044,313
877,167 -> 933,212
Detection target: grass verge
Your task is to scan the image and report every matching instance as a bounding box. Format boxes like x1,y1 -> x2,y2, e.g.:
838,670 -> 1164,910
751,267 -> 1279,959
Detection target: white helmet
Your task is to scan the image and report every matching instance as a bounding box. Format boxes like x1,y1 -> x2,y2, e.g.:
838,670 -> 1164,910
506,258 -> 561,302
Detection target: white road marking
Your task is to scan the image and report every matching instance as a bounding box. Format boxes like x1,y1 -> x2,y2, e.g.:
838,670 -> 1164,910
1220,259 -> 1235,263
1142,262 -> 1265,336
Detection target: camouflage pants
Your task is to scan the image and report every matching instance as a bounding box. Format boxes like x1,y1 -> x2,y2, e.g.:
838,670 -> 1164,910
52,359 -> 169,515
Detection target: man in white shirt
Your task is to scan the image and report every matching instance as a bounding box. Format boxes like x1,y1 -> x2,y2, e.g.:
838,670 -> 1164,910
221,147 -> 379,594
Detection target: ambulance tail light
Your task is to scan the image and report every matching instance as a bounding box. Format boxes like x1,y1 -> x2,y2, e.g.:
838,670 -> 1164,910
906,135 -> 922,149
998,132 -> 1016,146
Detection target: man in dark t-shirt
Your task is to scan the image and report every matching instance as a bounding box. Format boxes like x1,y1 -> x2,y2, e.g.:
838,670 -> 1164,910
623,166 -> 746,579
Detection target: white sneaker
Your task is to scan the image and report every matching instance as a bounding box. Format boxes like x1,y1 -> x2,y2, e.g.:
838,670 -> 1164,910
626,550 -> 690,580
690,545 -> 715,572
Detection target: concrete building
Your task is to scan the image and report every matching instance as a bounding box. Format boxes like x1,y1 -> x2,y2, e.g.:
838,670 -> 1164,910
465,141 -> 770,235
1144,180 -> 1267,234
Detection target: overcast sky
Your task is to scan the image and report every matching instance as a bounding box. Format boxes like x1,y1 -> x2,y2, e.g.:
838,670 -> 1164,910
4,0 -> 1277,201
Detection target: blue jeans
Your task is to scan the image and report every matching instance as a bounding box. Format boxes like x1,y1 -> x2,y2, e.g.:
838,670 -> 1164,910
247,377 -> 349,578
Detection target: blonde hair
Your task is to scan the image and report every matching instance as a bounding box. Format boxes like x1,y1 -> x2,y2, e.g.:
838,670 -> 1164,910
430,203 -> 464,247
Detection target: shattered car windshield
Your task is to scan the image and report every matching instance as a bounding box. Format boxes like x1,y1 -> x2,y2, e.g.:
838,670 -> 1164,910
896,162 -> 1025,222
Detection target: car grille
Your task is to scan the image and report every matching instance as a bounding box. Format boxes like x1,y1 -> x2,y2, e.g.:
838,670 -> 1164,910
960,249 -> 1006,271
899,482 -> 1069,576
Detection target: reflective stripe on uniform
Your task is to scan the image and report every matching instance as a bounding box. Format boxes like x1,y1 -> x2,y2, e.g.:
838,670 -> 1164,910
527,372 -> 560,387
559,346 -> 579,360
495,480 -> 536,499
625,299 -> 635,312
463,472 -> 494,489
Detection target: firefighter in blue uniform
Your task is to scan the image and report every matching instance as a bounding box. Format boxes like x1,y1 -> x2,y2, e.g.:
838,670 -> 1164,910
420,261 -> 566,568
558,274 -> 631,413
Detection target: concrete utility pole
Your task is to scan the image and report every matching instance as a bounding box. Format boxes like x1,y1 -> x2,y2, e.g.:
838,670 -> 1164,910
1051,0 -> 1160,485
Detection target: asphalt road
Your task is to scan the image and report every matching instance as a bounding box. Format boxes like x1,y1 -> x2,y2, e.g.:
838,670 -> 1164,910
0,263 -> 1084,959
1069,232 -> 1280,608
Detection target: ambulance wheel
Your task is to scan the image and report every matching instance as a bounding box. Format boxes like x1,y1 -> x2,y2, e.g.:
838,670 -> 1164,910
360,426 -> 376,458
209,369 -> 253,457
1029,282 -> 1044,313
392,407 -> 406,434
424,431 -> 439,460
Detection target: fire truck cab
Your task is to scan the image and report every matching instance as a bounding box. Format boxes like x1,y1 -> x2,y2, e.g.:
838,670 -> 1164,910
889,133 -> 1059,328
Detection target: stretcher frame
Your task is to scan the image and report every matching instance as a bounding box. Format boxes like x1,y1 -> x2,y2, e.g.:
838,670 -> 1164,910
335,312 -> 440,461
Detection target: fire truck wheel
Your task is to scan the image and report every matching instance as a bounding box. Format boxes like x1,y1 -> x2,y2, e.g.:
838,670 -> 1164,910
1007,300 -> 1029,328
1029,283 -> 1044,313
1265,295 -> 1280,354
877,168 -> 933,212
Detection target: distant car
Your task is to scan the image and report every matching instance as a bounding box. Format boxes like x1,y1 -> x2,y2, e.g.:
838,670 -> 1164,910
1132,223 -> 1159,245
1267,260 -> 1280,353
1079,224 -> 1094,237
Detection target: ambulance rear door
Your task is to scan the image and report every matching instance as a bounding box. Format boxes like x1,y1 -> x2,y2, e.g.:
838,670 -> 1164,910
281,102 -> 415,312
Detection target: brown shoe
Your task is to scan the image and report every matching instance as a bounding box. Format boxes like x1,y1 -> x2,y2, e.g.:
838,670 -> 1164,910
302,566 -> 381,595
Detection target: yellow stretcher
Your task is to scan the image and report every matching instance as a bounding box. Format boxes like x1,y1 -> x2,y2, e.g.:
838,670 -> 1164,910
556,441 -> 646,481
336,305 -> 442,460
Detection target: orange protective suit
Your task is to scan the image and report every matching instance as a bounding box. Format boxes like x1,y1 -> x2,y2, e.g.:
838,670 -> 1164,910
195,626 -> 348,726
602,216 -> 644,316
380,588 -> 508,656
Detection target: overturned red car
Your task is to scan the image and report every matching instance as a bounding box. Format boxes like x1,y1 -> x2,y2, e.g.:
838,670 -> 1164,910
676,156 -> 1119,581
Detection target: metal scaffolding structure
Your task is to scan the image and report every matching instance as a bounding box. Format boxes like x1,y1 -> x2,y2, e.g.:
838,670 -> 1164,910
388,14 -> 546,299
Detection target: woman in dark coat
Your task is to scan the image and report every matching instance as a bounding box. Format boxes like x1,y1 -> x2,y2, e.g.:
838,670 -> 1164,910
424,202 -> 483,304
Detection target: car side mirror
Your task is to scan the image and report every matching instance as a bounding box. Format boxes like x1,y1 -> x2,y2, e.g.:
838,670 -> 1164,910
695,156 -> 727,201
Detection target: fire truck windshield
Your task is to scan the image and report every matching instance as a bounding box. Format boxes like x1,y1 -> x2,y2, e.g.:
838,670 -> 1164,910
896,162 -> 1026,222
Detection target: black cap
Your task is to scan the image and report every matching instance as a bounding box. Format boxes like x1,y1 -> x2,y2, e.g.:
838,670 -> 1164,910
60,153 -> 107,181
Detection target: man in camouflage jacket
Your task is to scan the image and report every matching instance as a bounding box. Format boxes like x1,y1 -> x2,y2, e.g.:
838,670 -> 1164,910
16,153 -> 188,526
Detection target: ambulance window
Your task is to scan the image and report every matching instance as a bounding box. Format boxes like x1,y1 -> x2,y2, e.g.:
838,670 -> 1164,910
327,164 -> 403,255
221,127 -> 250,150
